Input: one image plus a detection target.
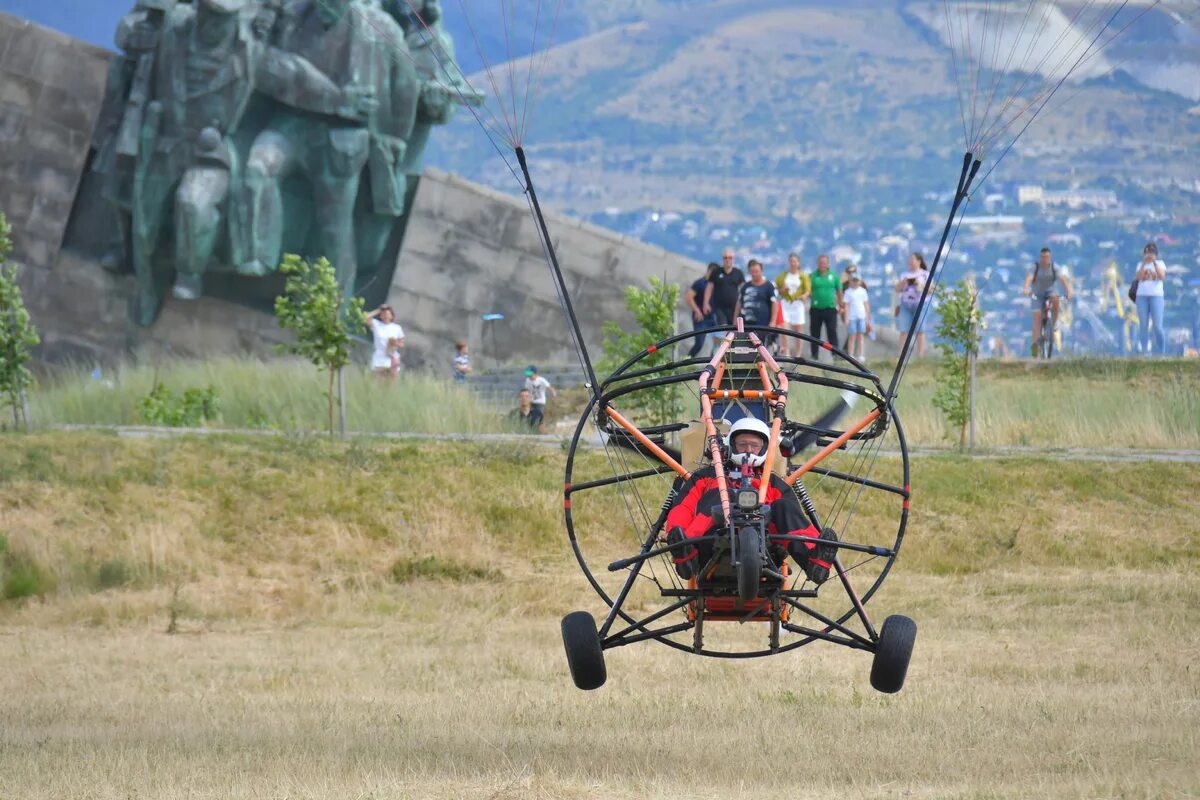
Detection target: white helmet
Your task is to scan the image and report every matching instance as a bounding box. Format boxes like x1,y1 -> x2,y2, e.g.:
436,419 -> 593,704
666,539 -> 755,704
725,417 -> 772,468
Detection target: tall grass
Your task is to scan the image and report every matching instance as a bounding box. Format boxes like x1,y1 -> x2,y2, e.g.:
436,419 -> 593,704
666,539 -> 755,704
890,359 -> 1200,448
25,356 -> 1200,447
29,358 -> 522,435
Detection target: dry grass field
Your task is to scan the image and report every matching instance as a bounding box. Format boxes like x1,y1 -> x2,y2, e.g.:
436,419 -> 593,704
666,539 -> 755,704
1,434 -> 1197,799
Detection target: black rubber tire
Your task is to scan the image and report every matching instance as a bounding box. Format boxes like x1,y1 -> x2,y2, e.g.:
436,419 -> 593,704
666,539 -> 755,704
561,611 -> 607,690
870,614 -> 917,694
736,527 -> 762,604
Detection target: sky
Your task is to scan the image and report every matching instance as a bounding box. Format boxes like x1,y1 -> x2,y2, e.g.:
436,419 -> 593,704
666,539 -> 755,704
6,1 -> 544,74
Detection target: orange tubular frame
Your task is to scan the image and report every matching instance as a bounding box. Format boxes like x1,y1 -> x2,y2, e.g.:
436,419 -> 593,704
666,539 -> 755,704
607,317 -> 878,520
699,327 -> 738,523
706,389 -> 782,401
785,407 -> 881,485
604,406 -> 691,479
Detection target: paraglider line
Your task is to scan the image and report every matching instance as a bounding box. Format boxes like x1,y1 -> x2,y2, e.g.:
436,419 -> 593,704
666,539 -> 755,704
453,0 -> 519,145
886,152 -> 979,401
516,146 -> 602,404
520,0 -> 565,144
976,0 -> 1139,187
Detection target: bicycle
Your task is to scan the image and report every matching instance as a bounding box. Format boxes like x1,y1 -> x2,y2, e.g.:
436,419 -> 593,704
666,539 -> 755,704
1034,291 -> 1057,359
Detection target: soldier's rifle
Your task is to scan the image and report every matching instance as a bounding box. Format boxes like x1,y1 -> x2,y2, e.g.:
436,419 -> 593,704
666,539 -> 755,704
115,0 -> 175,166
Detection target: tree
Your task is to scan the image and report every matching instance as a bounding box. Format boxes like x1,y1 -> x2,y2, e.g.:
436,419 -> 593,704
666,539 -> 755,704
273,254 -> 364,436
931,278 -> 983,449
598,276 -> 679,427
0,214 -> 39,430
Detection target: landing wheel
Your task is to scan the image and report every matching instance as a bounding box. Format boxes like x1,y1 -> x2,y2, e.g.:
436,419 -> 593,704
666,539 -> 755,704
870,614 -> 917,694
561,611 -> 607,690
736,527 -> 762,604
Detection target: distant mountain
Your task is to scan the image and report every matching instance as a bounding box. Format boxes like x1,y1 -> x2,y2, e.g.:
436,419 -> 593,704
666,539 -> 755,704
426,0 -> 1200,227
13,0 -> 1200,231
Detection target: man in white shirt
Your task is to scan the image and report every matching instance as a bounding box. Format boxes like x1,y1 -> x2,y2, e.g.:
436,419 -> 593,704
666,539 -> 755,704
524,365 -> 556,430
365,304 -> 404,381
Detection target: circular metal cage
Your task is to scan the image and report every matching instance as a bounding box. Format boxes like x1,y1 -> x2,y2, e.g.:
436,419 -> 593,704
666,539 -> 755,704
563,323 -> 912,659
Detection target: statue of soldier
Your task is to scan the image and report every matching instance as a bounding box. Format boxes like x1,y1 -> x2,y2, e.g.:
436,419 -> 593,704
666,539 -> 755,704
237,0 -> 419,303
130,0 -> 376,323
392,0 -> 483,175
89,0 -> 177,272
352,0 -> 481,286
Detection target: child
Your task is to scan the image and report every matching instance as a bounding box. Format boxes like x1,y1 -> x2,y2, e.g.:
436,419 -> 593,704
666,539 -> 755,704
843,274 -> 872,360
453,341 -> 471,382
524,365 -> 555,429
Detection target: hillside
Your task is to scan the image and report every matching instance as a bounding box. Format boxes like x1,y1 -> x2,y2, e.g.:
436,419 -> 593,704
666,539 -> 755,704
428,0 -> 1200,225
14,0 -> 1199,230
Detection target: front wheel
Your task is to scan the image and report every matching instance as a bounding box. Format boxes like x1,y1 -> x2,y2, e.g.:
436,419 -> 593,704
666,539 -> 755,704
735,526 -> 763,603
561,611 -> 606,690
870,614 -> 917,693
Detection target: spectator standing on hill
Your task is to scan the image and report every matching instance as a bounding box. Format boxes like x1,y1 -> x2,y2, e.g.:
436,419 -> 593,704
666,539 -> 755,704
365,304 -> 404,382
453,341 -> 471,382
703,247 -> 744,332
776,253 -> 810,358
512,388 -> 538,431
524,365 -> 555,430
1132,242 -> 1167,356
735,259 -> 778,330
685,263 -> 718,358
809,254 -> 843,358
843,274 -> 872,360
842,263 -> 867,290
895,253 -> 931,358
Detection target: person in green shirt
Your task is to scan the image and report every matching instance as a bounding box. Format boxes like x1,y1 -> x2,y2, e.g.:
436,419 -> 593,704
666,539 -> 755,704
808,254 -> 843,359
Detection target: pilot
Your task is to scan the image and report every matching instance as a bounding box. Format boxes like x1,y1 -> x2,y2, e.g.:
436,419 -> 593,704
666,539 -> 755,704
664,417 -> 838,584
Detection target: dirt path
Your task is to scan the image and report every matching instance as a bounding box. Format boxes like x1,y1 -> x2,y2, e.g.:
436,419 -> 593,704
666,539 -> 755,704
46,424 -> 1200,463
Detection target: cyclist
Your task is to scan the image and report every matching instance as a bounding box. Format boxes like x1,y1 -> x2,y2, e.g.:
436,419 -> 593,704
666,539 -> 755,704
1022,247 -> 1072,356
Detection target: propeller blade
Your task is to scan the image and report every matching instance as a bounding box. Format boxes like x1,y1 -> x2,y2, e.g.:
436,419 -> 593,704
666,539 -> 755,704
792,390 -> 859,452
606,431 -> 683,465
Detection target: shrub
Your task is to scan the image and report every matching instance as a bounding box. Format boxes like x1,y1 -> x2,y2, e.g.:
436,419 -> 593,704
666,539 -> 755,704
138,382 -> 220,427
0,212 -> 39,430
931,279 -> 983,448
598,276 -> 680,426
3,557 -> 48,600
96,558 -> 132,590
274,254 -> 364,436
389,555 -> 500,583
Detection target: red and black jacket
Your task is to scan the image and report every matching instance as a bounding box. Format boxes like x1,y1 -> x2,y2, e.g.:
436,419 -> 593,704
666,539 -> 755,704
665,465 -> 826,565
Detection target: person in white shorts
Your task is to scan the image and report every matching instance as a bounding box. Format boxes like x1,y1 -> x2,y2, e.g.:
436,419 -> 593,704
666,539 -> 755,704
842,274 -> 872,361
775,253 -> 810,358
365,304 -> 404,382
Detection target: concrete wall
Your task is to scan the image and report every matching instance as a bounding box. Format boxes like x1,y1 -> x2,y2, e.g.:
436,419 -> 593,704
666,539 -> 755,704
390,168 -> 701,369
0,13 -> 109,277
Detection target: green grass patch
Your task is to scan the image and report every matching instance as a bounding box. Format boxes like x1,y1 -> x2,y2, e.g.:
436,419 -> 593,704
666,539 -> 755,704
95,558 -> 133,590
390,555 -> 500,584
2,555 -> 50,600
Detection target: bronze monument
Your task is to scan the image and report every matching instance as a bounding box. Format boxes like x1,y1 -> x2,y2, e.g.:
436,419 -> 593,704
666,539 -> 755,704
76,0 -> 480,325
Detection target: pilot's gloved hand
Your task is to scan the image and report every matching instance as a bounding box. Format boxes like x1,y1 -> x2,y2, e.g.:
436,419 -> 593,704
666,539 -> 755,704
666,527 -> 698,580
